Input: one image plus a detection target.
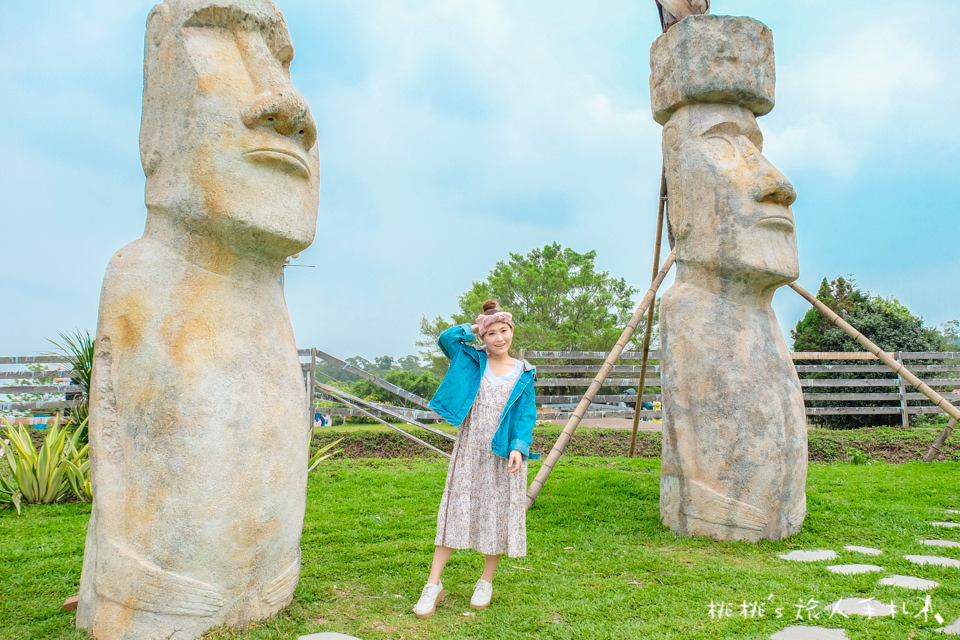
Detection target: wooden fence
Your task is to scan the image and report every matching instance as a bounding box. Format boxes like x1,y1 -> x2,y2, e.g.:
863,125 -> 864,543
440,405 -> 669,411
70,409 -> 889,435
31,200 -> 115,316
0,355 -> 78,417
4,350 -> 959,428
521,350 -> 960,426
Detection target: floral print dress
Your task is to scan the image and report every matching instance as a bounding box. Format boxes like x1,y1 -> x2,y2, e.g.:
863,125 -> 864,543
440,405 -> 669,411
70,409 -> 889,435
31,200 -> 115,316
435,361 -> 527,557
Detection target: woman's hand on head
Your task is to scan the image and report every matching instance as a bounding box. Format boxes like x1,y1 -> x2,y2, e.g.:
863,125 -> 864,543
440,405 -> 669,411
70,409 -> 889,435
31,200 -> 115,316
507,450 -> 522,473
471,324 -> 479,336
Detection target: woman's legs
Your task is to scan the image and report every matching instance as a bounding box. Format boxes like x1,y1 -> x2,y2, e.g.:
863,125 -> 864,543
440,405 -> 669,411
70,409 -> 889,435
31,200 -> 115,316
427,545 -> 455,585
428,547 -> 501,584
481,554 -> 500,582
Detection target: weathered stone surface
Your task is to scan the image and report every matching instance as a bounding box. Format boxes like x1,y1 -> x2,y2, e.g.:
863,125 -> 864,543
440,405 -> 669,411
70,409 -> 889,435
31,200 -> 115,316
922,539 -> 960,549
825,598 -> 894,617
931,521 -> 960,529
654,16 -> 805,542
770,626 -> 849,640
76,2 -> 320,639
878,575 -> 939,590
844,545 -> 882,556
826,564 -> 883,575
779,550 -> 837,562
904,555 -> 960,568
650,15 -> 775,125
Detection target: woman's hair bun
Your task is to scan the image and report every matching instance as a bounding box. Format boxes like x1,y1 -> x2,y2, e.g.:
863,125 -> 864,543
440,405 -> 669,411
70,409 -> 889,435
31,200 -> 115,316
482,299 -> 499,313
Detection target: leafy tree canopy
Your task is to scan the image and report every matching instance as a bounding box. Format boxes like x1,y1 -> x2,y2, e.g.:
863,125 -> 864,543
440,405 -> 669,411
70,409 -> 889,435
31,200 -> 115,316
419,243 -> 641,366
350,370 -> 441,409
791,276 -> 947,353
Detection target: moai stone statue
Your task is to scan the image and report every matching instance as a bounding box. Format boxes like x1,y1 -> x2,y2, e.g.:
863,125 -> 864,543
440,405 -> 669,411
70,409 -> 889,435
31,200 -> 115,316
77,1 -> 319,637
652,16 -> 807,542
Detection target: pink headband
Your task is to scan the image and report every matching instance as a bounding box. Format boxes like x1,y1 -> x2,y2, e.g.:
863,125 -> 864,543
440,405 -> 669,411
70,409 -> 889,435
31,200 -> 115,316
476,310 -> 513,336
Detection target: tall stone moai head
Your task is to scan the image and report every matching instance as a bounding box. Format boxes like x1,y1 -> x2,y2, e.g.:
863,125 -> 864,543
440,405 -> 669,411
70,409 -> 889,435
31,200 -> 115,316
140,0 -> 320,262
652,16 -> 808,543
652,15 -> 798,295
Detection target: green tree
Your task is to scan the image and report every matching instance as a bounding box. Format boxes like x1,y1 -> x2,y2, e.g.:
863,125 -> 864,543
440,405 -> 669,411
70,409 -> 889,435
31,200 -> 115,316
791,276 -> 946,354
791,276 -> 948,428
419,243 -> 641,368
349,370 -> 441,408
941,320 -> 960,350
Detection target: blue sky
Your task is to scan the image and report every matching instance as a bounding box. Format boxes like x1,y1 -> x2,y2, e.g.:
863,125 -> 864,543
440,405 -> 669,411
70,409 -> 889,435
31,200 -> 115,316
1,1 -> 957,361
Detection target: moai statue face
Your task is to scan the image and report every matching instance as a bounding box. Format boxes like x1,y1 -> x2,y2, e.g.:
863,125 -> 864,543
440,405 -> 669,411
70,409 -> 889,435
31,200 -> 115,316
663,103 -> 799,290
140,0 -> 320,259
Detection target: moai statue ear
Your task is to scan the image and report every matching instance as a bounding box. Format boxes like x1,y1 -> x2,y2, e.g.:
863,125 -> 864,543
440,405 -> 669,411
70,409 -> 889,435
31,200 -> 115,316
662,119 -> 682,248
141,4 -> 171,178
146,3 -> 170,48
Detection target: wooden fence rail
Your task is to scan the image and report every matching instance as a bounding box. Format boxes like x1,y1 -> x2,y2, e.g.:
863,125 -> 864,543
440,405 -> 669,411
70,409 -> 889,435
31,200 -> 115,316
4,350 -> 958,428
522,350 -> 960,424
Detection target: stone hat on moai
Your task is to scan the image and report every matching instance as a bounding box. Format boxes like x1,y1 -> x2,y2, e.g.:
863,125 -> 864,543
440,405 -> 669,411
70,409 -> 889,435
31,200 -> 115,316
650,15 -> 775,125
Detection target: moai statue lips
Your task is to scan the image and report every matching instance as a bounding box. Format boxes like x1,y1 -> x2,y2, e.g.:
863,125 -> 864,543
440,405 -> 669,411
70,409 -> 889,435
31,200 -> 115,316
77,1 -> 319,638
652,15 -> 808,542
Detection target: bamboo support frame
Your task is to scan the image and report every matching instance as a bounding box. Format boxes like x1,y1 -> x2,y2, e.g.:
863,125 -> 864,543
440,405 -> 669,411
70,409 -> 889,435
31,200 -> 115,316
629,163 -> 667,457
924,417 -> 958,462
788,282 -> 960,460
526,251 -> 676,509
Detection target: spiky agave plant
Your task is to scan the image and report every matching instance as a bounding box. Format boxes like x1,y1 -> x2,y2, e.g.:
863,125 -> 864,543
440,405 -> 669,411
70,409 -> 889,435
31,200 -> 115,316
48,330 -> 94,428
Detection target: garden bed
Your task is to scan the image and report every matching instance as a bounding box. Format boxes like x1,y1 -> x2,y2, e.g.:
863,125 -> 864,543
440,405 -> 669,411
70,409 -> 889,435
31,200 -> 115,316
311,425 -> 959,464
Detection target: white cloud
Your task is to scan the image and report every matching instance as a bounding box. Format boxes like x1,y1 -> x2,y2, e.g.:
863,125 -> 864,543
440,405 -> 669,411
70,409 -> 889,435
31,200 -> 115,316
766,3 -> 959,177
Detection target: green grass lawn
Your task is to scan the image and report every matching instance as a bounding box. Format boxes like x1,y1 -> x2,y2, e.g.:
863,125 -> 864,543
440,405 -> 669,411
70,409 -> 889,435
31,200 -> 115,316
2,458 -> 959,639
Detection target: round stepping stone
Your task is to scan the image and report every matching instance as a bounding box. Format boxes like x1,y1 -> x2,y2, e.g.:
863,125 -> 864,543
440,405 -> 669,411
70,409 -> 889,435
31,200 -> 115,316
922,539 -> 960,549
779,550 -> 837,562
878,574 -> 939,590
843,545 -> 882,556
931,521 -> 960,529
938,616 -> 960,635
904,555 -> 960,568
945,509 -> 960,514
770,626 -> 849,639
825,597 -> 894,617
826,564 -> 883,575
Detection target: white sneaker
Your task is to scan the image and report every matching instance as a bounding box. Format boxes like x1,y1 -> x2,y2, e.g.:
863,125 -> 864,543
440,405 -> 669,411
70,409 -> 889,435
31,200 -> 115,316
470,579 -> 493,610
413,581 -> 444,619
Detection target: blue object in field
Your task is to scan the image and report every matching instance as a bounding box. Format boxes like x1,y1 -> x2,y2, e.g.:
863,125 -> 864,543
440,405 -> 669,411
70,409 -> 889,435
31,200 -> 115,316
641,401 -> 654,421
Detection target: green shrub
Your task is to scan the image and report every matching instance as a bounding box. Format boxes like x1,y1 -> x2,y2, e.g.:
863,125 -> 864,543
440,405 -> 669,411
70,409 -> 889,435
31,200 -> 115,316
0,417 -> 91,511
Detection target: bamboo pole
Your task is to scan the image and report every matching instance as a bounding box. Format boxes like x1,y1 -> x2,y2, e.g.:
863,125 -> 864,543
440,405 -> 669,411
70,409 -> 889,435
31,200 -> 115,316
788,283 -> 960,458
629,164 -> 667,456
924,417 -> 958,462
526,251 -> 676,509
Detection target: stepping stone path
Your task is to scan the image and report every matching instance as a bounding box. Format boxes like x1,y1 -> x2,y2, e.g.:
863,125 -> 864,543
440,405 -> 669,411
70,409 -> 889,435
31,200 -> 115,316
843,545 -> 882,555
904,555 -> 960,568
940,617 -> 960,634
878,575 -> 939,590
923,539 -> 960,549
779,550 -> 837,562
770,626 -> 849,639
299,634 -> 363,640
771,506 -> 960,638
826,564 -> 883,575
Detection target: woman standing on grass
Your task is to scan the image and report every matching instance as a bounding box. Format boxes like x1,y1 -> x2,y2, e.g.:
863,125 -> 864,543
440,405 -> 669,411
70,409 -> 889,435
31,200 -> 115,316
413,299 -> 539,619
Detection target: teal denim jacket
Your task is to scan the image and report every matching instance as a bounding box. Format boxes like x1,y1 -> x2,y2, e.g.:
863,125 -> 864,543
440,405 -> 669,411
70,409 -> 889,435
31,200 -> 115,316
429,323 -> 540,460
